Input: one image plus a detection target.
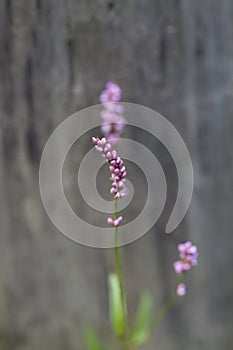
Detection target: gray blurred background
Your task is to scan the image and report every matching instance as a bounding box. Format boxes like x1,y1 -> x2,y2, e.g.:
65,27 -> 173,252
0,1 -> 233,349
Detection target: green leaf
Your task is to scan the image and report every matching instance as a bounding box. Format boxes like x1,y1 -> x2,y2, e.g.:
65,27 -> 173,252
84,327 -> 106,350
108,273 -> 126,338
130,292 -> 153,347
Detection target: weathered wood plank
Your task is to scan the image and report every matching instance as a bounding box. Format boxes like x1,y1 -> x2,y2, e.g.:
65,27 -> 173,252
0,1 -> 233,349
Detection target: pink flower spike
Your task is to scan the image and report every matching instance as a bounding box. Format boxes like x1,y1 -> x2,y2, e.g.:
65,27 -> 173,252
177,283 -> 186,296
92,136 -> 128,200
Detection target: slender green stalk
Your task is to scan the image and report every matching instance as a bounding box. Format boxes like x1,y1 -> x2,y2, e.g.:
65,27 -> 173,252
152,274 -> 183,329
152,293 -> 178,328
113,199 -> 183,349
114,199 -> 130,349
114,199 -> 121,283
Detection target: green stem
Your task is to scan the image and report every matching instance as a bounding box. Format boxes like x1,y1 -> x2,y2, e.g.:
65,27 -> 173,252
114,200 -> 121,283
152,293 -> 178,328
152,274 -> 184,329
114,199 -> 130,348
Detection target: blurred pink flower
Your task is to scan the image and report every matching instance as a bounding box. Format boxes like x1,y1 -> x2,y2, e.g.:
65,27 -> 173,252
176,283 -> 186,296
100,82 -> 122,103
99,82 -> 126,143
174,241 -> 198,274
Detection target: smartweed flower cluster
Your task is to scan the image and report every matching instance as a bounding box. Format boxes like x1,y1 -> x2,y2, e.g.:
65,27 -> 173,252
92,136 -> 127,227
174,241 -> 198,296
92,137 -> 127,200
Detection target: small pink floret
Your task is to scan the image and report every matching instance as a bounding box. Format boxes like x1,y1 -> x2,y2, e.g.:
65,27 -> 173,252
107,216 -> 123,227
177,283 -> 186,296
107,217 -> 114,225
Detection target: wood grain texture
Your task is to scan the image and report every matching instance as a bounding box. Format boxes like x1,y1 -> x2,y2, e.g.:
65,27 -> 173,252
0,1 -> 233,349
